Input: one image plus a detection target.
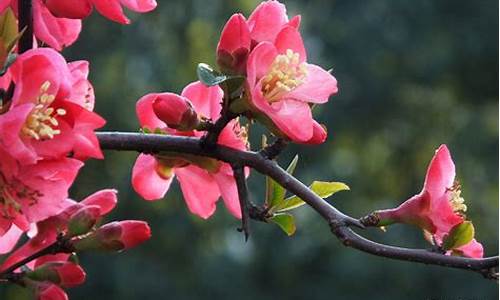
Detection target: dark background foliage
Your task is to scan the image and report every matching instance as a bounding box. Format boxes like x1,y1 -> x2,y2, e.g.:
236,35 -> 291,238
2,0 -> 498,299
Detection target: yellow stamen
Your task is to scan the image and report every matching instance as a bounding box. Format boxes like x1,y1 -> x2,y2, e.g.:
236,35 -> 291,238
21,81 -> 66,140
261,49 -> 308,103
448,181 -> 467,214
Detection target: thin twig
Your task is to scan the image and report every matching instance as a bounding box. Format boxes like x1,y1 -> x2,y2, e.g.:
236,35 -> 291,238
259,138 -> 288,159
18,0 -> 34,54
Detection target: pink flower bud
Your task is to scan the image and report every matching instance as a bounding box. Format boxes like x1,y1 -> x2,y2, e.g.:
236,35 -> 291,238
27,262 -> 86,288
216,13 -> 251,74
35,283 -> 68,300
152,93 -> 199,131
67,205 -> 101,237
73,221 -> 151,252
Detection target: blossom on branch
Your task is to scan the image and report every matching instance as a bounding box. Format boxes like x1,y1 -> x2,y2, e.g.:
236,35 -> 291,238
372,145 -> 483,258
132,81 -> 249,219
0,48 -> 105,164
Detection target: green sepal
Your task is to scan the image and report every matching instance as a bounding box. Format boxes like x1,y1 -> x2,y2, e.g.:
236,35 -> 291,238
442,221 -> 475,251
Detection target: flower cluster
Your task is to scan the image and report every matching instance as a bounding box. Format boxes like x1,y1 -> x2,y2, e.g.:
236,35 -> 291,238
131,0 -> 337,218
0,2 -> 155,299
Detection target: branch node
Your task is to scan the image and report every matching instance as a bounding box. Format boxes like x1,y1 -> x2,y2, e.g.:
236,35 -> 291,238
259,138 -> 288,160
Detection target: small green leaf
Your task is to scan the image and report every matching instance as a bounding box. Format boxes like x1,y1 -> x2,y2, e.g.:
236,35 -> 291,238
266,155 -> 299,208
274,181 -> 349,213
196,63 -> 227,86
270,213 -> 296,236
442,221 -> 475,251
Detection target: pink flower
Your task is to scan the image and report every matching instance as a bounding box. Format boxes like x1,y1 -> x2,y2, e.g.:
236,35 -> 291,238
0,149 -> 83,246
216,1 -> 300,74
0,189 -> 117,272
245,26 -> 337,142
374,145 -> 483,258
0,48 -> 105,164
132,81 -> 248,219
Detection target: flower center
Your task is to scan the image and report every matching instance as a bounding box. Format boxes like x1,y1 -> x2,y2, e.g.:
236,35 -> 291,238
448,181 -> 467,214
21,81 -> 66,140
261,49 -> 307,102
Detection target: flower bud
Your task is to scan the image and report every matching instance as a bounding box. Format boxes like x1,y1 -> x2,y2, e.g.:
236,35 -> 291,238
216,13 -> 251,74
67,205 -> 101,237
73,221 -> 151,252
152,94 -> 199,131
27,262 -> 86,288
34,282 -> 68,300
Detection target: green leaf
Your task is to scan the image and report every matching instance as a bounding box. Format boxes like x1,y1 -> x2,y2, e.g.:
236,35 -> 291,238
266,155 -> 299,208
442,221 -> 475,250
274,181 -> 349,213
196,63 -> 228,86
270,213 -> 296,236
0,8 -> 18,50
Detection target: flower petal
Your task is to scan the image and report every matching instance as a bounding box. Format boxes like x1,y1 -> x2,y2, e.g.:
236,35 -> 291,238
132,154 -> 173,201
422,145 -> 456,200
181,81 -> 223,121
175,166 -> 220,219
247,0 -> 289,43
274,25 -> 307,62
286,64 -> 338,104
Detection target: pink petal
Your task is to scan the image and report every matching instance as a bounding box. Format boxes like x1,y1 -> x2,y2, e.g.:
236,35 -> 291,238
246,42 -> 278,88
288,15 -> 301,29
181,81 -> 223,121
213,164 -> 241,219
91,0 -> 130,24
456,239 -> 484,258
217,13 -> 251,54
300,121 -> 327,145
286,64 -> 338,104
0,225 -> 23,254
68,60 -> 95,110
217,120 -> 247,151
44,0 -> 93,19
422,145 -> 456,201
175,165 -> 220,219
132,154 -> 173,201
136,93 -> 167,129
33,0 -> 82,50
251,84 -> 314,142
120,0 -> 157,12
274,26 -> 307,62
81,189 -> 118,215
247,0 -> 289,43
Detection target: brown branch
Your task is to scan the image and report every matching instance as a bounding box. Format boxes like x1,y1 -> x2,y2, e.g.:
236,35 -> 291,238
95,131 -> 498,277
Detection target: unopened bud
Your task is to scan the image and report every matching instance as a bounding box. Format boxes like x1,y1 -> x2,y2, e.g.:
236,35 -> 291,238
73,221 -> 151,252
152,94 -> 199,131
67,205 -> 101,237
216,13 -> 251,75
27,262 -> 86,288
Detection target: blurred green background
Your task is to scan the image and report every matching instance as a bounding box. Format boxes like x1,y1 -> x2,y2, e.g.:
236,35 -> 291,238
2,0 -> 499,299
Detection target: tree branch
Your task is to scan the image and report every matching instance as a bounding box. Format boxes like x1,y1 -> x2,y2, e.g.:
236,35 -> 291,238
95,131 -> 498,277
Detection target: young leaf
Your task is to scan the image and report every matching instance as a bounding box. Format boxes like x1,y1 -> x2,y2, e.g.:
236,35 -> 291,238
274,181 -> 349,213
266,155 -> 299,209
270,213 -> 296,236
197,63 -> 227,86
442,221 -> 475,251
